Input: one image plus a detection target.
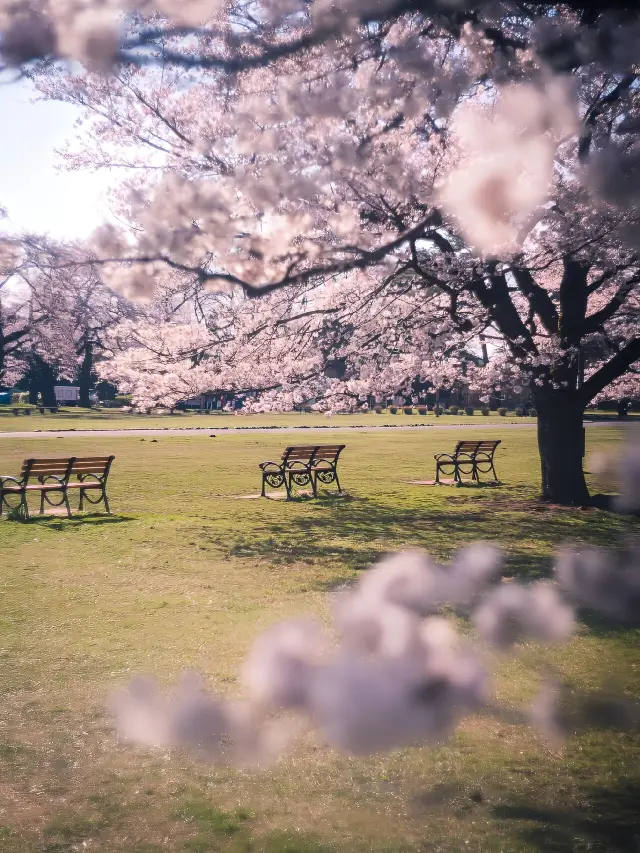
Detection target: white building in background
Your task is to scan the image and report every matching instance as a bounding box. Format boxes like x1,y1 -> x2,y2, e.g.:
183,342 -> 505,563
54,386 -> 80,403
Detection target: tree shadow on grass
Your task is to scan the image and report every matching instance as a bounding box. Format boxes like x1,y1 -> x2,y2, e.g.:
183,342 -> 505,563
225,493 -> 633,591
492,779 -> 640,852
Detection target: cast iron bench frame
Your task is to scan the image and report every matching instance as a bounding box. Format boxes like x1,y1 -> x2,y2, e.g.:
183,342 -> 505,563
259,445 -> 346,498
434,440 -> 501,484
0,455 -> 115,519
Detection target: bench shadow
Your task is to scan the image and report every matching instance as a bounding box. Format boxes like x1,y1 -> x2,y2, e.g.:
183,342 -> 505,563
6,513 -> 134,529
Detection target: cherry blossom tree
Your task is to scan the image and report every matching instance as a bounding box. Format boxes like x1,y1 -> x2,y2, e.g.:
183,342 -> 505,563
5,238 -> 138,404
30,27 -> 639,504
0,273 -> 30,388
1,0 -> 639,81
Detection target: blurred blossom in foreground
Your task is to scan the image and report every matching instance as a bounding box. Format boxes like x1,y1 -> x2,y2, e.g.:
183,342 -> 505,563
110,533 -> 640,765
531,677 -> 640,749
555,546 -> 640,624
589,430 -> 640,513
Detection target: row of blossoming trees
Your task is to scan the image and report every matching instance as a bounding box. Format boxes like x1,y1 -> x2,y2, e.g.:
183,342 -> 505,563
0,236 -> 144,405
0,0 -> 638,507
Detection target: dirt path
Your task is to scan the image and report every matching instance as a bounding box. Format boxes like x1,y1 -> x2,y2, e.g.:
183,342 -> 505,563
0,420 -> 629,439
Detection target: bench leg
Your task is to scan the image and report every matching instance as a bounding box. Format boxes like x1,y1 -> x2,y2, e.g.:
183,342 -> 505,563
103,488 -> 111,515
284,473 -> 294,499
334,469 -> 342,494
16,492 -> 29,520
63,489 -> 72,518
0,492 -> 28,518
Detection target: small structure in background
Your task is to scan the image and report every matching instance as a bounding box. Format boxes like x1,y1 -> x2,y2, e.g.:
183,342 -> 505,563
54,386 -> 80,405
179,392 -> 251,411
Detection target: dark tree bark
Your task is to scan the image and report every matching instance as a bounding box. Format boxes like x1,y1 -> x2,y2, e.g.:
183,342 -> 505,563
533,386 -> 590,505
38,361 -> 58,407
78,341 -> 94,408
25,354 -> 58,407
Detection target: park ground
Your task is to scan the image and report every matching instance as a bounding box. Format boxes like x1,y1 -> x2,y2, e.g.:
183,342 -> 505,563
0,407 -> 540,434
0,424 -> 639,852
0,407 -> 636,436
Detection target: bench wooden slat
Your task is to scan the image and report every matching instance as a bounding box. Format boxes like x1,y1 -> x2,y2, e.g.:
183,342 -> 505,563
65,481 -> 103,489
2,484 -> 63,492
70,461 -> 112,469
23,456 -> 113,464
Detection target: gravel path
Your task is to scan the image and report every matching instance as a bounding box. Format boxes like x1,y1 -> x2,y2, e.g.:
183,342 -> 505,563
0,420 -> 630,439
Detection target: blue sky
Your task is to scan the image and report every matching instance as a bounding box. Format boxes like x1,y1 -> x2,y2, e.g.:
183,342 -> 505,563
0,78 -> 112,239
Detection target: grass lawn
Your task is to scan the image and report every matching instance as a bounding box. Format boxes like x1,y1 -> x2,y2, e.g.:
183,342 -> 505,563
0,407 -> 540,432
0,426 -> 638,852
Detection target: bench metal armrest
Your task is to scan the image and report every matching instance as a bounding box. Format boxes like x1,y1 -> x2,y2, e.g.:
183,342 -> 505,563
38,474 -> 66,486
434,453 -> 456,462
313,457 -> 336,468
76,473 -> 103,484
0,475 -> 23,488
284,460 -> 312,471
259,461 -> 284,472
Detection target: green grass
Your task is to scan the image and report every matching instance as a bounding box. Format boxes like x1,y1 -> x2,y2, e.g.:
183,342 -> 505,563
0,426 -> 638,852
0,406 -> 636,435
0,406 -> 541,432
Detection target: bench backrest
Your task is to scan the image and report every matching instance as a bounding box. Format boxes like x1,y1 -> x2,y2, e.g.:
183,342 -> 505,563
21,458 -> 76,482
21,456 -> 114,483
282,446 -> 318,464
281,445 -> 346,465
312,445 -> 346,464
453,440 -> 501,456
69,456 -> 115,480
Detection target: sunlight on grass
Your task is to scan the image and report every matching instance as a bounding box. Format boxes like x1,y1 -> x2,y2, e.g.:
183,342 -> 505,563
0,426 -> 638,852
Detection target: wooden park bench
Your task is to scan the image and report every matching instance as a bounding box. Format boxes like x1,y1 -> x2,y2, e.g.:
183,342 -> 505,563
259,445 -> 346,498
12,407 -> 32,415
434,440 -> 501,485
0,456 -> 115,519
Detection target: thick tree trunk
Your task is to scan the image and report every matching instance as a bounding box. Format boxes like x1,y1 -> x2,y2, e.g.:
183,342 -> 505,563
26,355 -> 58,407
533,387 -> 590,505
39,361 -> 58,408
78,343 -> 93,408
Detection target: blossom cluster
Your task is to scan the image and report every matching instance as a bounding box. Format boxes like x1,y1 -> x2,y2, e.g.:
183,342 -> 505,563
111,536 -> 638,766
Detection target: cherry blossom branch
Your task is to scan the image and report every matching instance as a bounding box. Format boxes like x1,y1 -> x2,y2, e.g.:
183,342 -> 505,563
580,337 -> 640,402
